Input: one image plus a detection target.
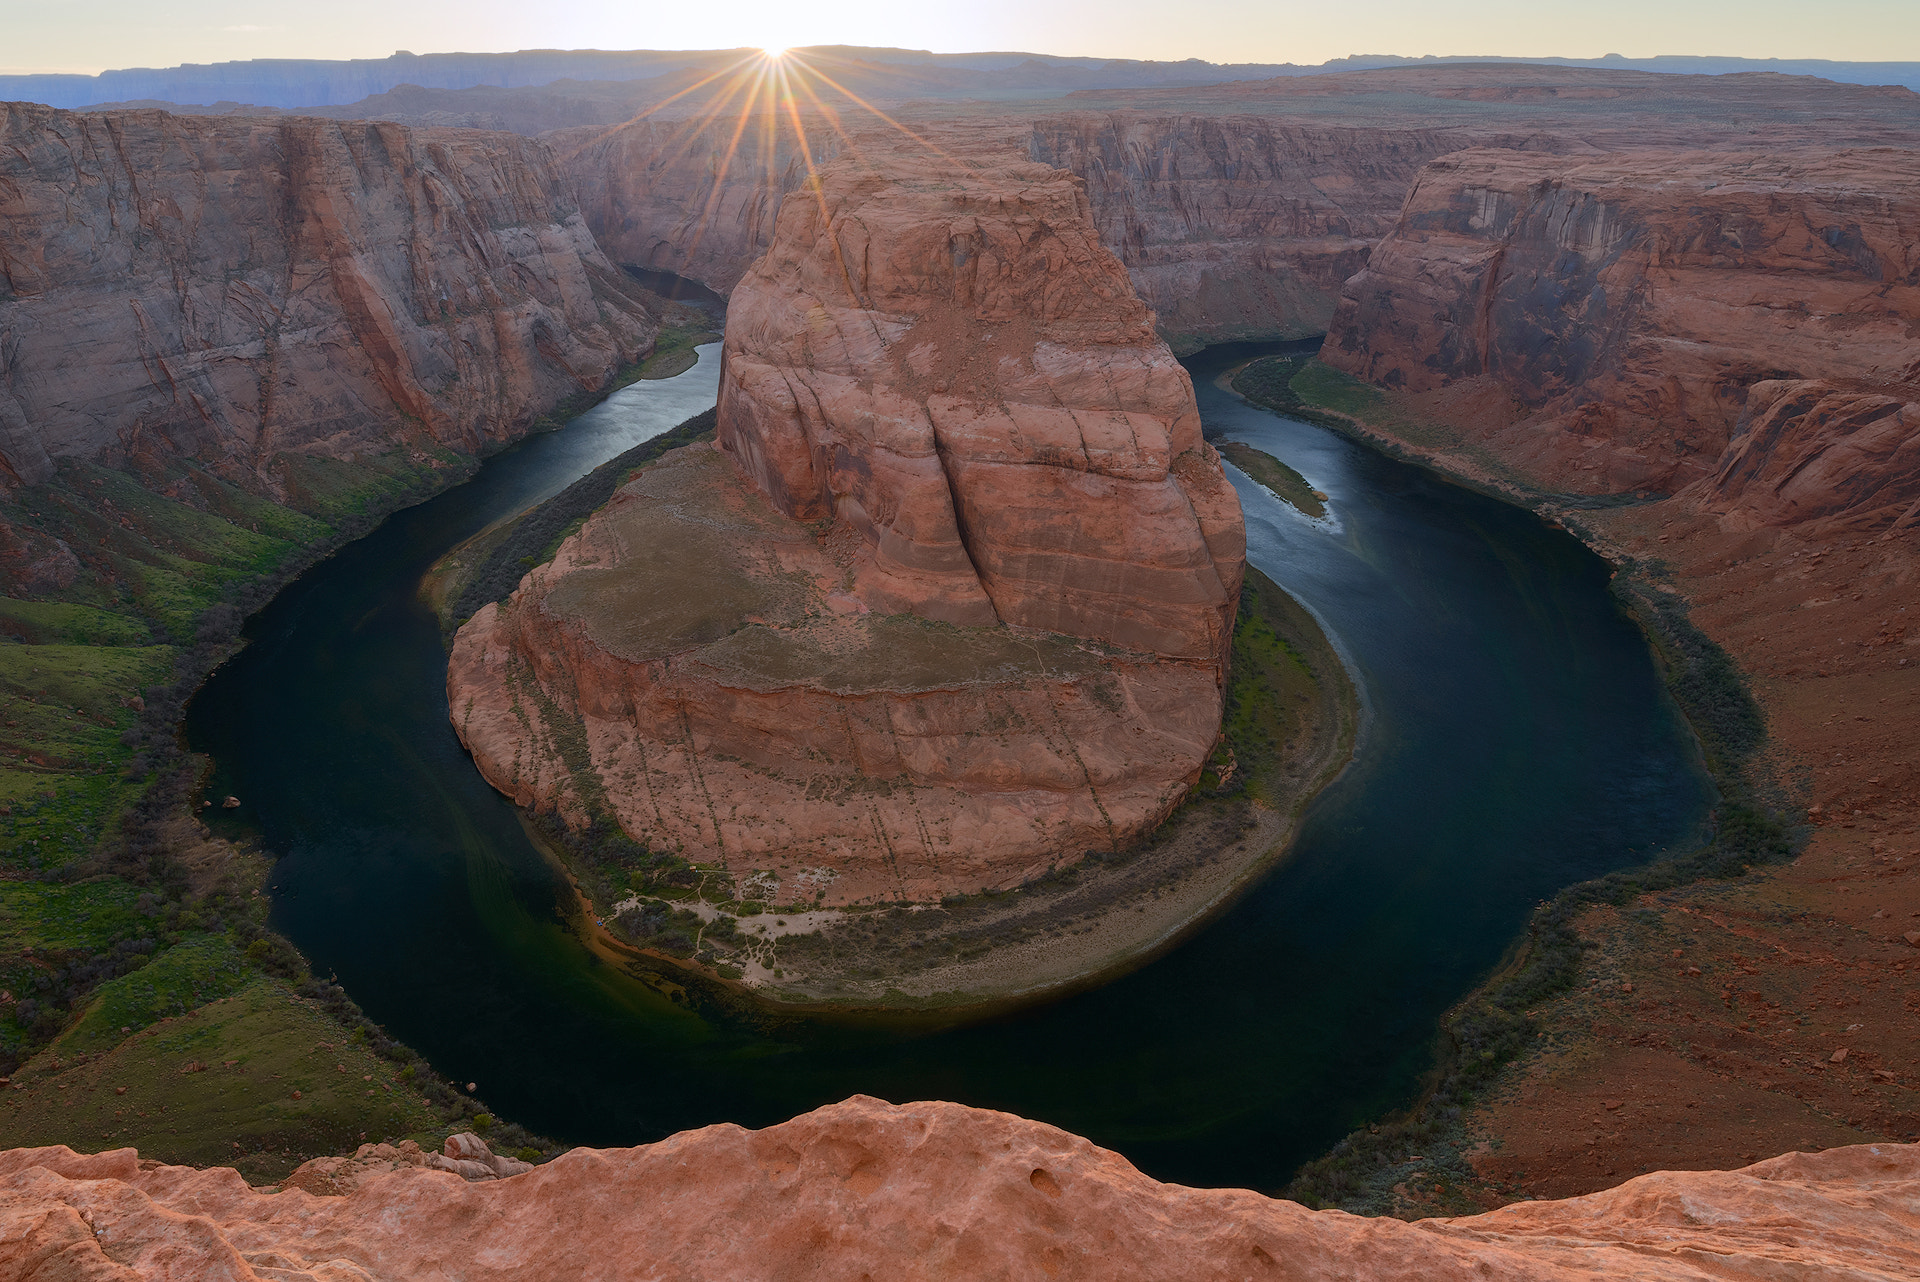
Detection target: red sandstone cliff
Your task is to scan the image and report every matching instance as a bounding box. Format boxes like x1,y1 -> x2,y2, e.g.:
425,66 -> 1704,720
554,115 -> 824,294
4,1098 -> 1915,1280
716,151 -> 1243,659
448,152 -> 1243,905
1026,116 -> 1487,352
1322,147 -> 1920,504
0,102 -> 659,490
555,66 -> 1919,359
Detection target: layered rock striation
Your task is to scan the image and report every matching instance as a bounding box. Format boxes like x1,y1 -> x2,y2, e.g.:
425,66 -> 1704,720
5,1098 -> 1917,1281
449,153 -> 1244,905
0,102 -> 658,490
1027,116 -> 1485,352
1322,147 -> 1920,504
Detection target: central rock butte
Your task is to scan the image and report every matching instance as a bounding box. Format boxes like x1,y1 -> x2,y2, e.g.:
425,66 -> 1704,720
447,152 -> 1246,905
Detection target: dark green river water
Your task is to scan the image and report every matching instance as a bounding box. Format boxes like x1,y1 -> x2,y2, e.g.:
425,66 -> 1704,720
184,340 -> 1711,1191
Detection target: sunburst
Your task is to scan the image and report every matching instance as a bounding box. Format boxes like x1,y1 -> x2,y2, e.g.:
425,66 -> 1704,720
575,46 -> 976,305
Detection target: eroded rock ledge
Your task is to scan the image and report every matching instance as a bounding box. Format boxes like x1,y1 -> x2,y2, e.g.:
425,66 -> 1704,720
448,153 -> 1245,907
4,1098 -> 1915,1281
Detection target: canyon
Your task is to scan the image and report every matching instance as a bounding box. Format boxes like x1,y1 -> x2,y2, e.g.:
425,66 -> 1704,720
3,1099 -> 1916,1281
448,150 -> 1247,907
1,49 -> 1918,1259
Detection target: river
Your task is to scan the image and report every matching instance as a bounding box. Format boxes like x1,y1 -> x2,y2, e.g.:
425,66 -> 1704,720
184,340 -> 1710,1191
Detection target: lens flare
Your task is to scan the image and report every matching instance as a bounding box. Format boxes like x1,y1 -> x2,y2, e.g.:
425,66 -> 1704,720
576,47 -> 967,308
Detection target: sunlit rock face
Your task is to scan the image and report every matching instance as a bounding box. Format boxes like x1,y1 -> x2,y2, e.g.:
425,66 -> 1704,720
4,1100 -> 1916,1281
0,102 -> 657,491
449,152 -> 1244,905
1322,147 -> 1920,501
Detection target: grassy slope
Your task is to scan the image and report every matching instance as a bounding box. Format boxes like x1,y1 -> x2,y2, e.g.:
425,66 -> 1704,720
0,323 -> 724,1171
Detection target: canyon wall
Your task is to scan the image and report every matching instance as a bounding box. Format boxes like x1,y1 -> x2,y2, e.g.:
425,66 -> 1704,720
0,102 -> 659,492
554,116 -> 823,294
561,112 -> 1451,351
1322,147 -> 1920,503
5,1098 -> 1917,1281
449,151 -> 1244,904
1027,116 -> 1481,351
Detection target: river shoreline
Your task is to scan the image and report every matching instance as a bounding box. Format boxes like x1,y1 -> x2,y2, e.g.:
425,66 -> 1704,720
1214,349 -> 1920,1217
466,566 -> 1360,1017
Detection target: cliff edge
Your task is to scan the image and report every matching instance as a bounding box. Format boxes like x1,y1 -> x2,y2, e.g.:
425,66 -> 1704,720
3,1097 -> 1915,1281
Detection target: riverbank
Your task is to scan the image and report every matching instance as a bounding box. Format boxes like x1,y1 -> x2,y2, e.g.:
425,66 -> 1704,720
1229,351 -> 1919,1214
468,562 -> 1357,1013
0,309 -> 716,1175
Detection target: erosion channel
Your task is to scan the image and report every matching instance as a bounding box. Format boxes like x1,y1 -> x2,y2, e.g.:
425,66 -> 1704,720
183,338 -> 1712,1191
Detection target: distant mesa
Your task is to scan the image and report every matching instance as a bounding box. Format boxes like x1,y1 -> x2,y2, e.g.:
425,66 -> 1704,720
448,150 -> 1245,905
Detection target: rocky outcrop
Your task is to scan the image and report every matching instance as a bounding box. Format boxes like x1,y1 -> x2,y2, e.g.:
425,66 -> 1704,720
1322,147 -> 1920,497
0,102 -> 659,490
561,65 -> 1920,359
285,1133 -> 531,1196
4,1097 -> 1916,1281
449,153 -> 1243,905
1702,380 -> 1920,535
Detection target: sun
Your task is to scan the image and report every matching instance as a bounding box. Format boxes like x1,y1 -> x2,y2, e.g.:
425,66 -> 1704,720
760,46 -> 789,60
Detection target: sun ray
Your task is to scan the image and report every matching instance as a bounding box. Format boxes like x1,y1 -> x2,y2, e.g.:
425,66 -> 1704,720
781,61 -> 873,170
630,51 -> 764,122
677,63 -> 778,266
783,53 -> 970,168
653,61 -> 764,176
773,59 -> 868,309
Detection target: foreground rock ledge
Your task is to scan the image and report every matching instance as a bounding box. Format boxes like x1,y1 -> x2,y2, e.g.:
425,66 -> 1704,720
449,151 -> 1246,905
3,1097 -> 1915,1281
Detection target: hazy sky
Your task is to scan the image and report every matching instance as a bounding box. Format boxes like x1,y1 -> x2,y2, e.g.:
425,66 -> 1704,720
7,0 -> 1918,75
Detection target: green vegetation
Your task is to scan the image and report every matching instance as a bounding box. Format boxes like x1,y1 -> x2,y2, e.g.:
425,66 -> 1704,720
0,322 -> 707,1168
1,978 -> 445,1181
1217,441 -> 1326,519
1209,570 -> 1344,806
1230,351 -> 1357,432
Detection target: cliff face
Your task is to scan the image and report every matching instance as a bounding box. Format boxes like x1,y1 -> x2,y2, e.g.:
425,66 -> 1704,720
715,152 -> 1243,659
0,102 -> 658,490
554,116 -> 821,294
1322,147 -> 1920,500
449,153 -> 1243,904
4,1099 -> 1916,1281
1027,116 -> 1482,352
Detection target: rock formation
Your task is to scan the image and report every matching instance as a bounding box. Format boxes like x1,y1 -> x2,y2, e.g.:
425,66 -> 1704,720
1702,380 -> 1920,536
1322,147 -> 1920,500
449,152 -> 1243,905
3,1098 -> 1916,1280
0,102 -> 658,491
557,65 -> 1920,356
